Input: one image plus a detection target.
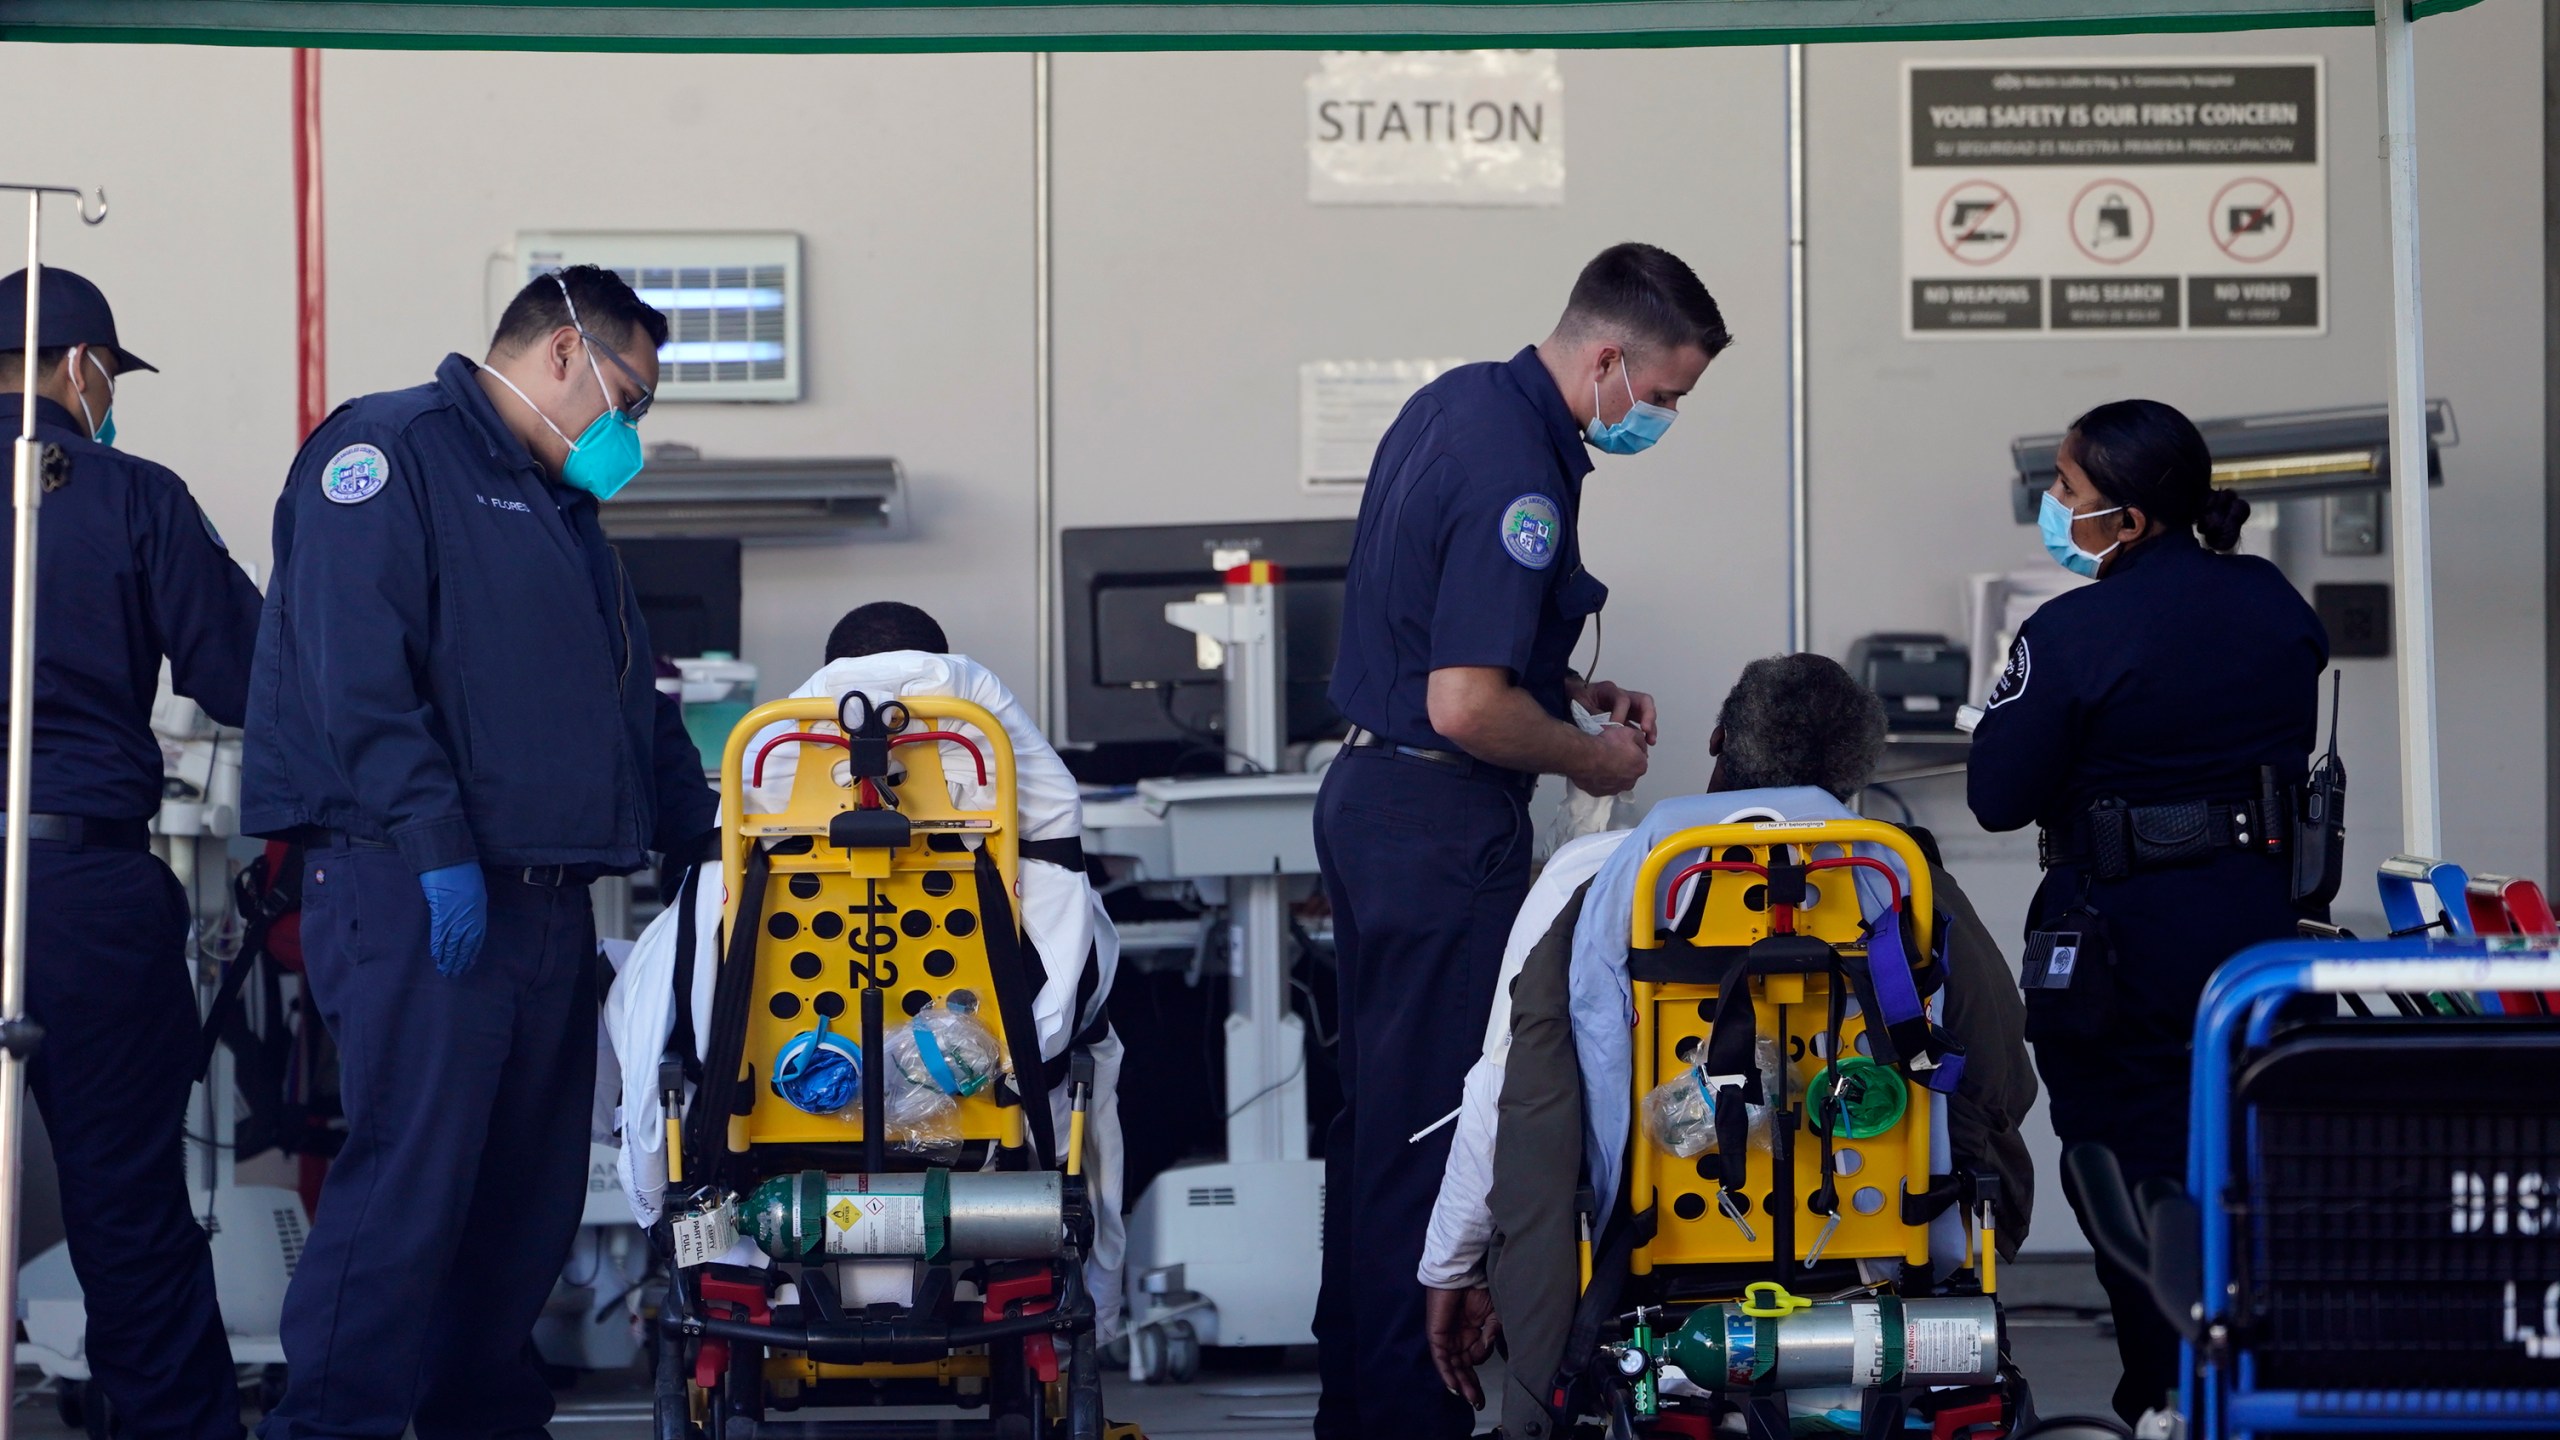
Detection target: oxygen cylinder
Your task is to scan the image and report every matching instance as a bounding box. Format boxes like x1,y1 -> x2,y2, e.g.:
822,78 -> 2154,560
746,1169 -> 1068,1261
1662,1294 -> 1999,1390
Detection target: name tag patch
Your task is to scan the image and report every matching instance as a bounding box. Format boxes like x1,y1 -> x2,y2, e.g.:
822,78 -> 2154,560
1500,492 -> 1561,570
322,443 -> 390,505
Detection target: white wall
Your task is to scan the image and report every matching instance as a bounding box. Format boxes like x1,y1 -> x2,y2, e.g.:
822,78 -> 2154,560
315,50 -> 1044,691
1053,48 -> 1795,799
3,1 -> 2544,1260
0,44 -> 297,579
1805,5 -> 2547,925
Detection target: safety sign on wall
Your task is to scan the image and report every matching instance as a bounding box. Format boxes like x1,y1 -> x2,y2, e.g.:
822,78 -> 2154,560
1903,59 -> 2324,338
1307,51 -> 1564,206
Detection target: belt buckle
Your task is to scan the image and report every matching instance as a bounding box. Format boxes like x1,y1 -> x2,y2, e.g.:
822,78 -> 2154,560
520,864 -> 569,887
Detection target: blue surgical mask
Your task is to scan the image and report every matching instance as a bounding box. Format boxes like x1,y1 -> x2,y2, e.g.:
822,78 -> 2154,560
1586,365 -> 1676,456
2039,491 -> 2126,578
74,349 -> 115,448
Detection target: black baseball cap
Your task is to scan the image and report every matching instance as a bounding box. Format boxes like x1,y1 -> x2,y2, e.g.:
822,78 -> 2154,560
0,267 -> 155,374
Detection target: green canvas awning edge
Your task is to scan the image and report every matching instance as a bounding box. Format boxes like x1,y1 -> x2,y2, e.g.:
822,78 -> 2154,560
0,0 -> 2490,54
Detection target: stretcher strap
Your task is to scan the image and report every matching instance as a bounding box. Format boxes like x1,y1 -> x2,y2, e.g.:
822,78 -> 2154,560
1553,1188 -> 1656,1416
1700,948 -> 1767,1206
667,862 -> 704,1086
199,843 -> 305,1080
973,847 -> 1061,1171
688,845 -> 772,1189
1854,906 -> 1967,1096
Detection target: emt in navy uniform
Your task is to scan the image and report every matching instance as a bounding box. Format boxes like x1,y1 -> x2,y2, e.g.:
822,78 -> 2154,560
244,266 -> 717,1440
1315,243 -> 1730,1439
1968,399 -> 2327,1426
0,267 -> 260,1440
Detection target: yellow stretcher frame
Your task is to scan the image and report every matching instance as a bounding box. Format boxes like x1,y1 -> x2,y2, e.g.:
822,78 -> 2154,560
712,695 -> 1029,1152
1624,820 -> 1937,1276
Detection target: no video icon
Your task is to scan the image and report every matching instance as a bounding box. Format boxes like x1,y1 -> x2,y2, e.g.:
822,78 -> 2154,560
2211,177 -> 2294,263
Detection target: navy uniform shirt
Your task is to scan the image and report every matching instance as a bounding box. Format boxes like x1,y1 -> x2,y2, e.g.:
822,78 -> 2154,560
1969,529 -> 2329,832
243,353 -> 716,875
0,397 -> 263,819
1329,346 -> 1609,753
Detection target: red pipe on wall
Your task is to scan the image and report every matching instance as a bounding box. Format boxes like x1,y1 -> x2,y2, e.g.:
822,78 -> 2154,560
292,48 -> 325,441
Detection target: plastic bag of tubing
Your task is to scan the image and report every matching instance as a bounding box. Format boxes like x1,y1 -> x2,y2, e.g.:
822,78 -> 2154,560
1642,1036 -> 1782,1159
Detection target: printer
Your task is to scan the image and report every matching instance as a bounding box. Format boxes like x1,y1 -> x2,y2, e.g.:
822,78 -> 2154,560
1849,633 -> 1971,733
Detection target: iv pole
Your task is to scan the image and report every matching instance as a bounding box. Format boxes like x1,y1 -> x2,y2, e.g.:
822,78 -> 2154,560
0,179 -> 109,1432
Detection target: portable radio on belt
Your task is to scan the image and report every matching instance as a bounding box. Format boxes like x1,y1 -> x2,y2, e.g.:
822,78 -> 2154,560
2292,671 -> 2346,909
2021,895 -> 2116,1044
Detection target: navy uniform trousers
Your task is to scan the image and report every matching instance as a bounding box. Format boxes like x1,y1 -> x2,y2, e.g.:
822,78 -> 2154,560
27,843 -> 240,1440
260,845 -> 595,1440
1312,749 -> 1531,1440
2035,845 -> 2302,1425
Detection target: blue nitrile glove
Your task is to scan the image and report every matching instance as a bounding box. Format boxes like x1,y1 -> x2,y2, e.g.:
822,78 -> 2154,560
420,862 -> 489,977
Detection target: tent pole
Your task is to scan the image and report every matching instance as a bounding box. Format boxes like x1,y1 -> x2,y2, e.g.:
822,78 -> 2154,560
1784,43 -> 1809,654
1033,53 -> 1057,732
0,178 -> 103,1434
2375,0 -> 2441,857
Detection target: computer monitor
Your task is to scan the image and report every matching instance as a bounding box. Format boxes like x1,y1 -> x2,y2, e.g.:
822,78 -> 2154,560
1060,520 -> 1357,754
618,538 -> 742,661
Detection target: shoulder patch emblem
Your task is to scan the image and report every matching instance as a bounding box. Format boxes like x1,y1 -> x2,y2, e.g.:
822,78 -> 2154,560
199,508 -> 228,552
1499,492 -> 1562,570
321,443 -> 389,505
1987,634 -> 2030,709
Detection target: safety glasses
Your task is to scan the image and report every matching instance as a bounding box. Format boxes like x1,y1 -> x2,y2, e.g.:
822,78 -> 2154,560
582,332 -> 657,422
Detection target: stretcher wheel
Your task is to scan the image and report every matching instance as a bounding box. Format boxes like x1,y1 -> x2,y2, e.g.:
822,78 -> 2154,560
2013,1419 -> 2131,1440
1132,1325 -> 1169,1386
1066,1331 -> 1107,1440
77,1379 -> 115,1440
1163,1321 -> 1200,1385
54,1384 -> 83,1432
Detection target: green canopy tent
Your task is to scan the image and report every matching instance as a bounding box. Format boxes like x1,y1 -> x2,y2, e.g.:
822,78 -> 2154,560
0,6 -> 2486,1396
0,0 -> 2492,52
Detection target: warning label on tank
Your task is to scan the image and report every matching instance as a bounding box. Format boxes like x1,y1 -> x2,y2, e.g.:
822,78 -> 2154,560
1907,1316 -> 1982,1377
825,1191 -> 928,1256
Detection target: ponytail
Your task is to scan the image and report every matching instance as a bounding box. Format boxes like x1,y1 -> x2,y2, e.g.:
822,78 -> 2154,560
2198,488 -> 2251,553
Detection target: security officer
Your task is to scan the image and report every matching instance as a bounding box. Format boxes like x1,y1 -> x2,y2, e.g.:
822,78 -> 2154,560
1,267 -> 260,1440
1969,398 -> 2327,1425
1315,242 -> 1729,1439
244,266 -> 716,1440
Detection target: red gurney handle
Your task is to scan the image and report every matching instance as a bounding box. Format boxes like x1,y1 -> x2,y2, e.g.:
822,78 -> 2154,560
890,730 -> 989,786
1661,860 -> 1768,921
751,731 -> 850,788
1804,854 -> 1905,912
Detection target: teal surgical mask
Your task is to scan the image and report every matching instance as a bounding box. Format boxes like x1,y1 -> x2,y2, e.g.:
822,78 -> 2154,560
2039,491 -> 2125,578
481,336 -> 647,501
73,349 -> 115,447
1585,364 -> 1676,456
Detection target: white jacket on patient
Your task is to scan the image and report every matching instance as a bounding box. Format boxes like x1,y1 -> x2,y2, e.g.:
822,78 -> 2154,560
606,650 -> 1127,1336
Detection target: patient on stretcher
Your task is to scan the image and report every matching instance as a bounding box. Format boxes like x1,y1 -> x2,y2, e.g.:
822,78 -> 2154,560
607,600 -> 1129,1337
1416,654 -> 2037,1425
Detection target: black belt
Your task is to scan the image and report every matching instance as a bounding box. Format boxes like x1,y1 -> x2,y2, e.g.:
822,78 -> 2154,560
310,830 -> 589,888
0,813 -> 150,851
1341,727 -> 1534,794
2040,793 -> 2286,880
